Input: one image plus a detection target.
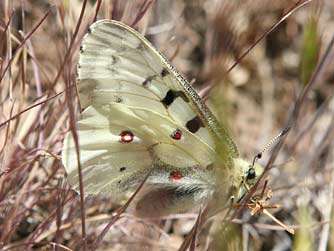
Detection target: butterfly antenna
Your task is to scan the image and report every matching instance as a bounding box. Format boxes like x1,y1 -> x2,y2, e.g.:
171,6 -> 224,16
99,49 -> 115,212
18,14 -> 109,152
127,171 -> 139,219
252,126 -> 291,167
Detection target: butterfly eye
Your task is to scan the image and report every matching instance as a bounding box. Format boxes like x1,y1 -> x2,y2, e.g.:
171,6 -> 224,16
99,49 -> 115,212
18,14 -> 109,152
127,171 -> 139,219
246,167 -> 256,180
119,131 -> 134,143
171,129 -> 182,140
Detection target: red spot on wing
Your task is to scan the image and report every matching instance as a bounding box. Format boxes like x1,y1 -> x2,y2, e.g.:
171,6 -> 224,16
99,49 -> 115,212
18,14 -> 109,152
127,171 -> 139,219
171,129 -> 182,140
169,171 -> 183,181
120,131 -> 134,143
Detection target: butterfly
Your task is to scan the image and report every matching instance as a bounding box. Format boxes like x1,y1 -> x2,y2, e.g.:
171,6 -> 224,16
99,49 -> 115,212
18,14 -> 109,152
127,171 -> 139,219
61,20 -> 263,217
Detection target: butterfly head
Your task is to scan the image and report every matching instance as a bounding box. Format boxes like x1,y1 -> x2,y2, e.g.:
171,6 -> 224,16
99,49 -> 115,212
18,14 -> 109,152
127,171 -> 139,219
232,158 -> 264,200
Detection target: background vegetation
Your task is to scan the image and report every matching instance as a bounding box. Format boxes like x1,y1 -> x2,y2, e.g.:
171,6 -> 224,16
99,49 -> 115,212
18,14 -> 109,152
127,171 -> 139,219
0,0 -> 333,250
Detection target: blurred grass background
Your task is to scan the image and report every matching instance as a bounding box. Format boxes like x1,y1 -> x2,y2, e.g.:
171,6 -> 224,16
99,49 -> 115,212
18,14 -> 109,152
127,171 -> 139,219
0,0 -> 333,250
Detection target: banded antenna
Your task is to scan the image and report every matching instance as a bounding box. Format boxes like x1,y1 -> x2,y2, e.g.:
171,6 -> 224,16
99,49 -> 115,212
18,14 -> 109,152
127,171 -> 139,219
252,126 -> 291,167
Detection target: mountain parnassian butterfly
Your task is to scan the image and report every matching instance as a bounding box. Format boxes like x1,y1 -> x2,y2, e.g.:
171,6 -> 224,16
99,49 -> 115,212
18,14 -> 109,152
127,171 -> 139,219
61,20 -> 263,217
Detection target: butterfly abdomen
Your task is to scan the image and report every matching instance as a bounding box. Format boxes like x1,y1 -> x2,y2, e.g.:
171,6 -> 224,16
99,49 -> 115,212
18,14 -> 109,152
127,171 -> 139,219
135,171 -> 215,217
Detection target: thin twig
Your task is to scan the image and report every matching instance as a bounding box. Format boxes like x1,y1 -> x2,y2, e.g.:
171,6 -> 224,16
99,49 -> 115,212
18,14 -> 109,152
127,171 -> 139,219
0,91 -> 64,129
200,0 -> 313,101
317,109 -> 334,251
230,31 -> 334,226
91,171 -> 152,251
0,10 -> 50,84
189,208 -> 202,251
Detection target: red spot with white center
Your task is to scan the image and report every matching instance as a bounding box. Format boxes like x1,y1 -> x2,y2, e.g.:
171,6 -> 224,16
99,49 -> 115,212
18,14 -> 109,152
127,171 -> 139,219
119,131 -> 134,143
171,129 -> 182,140
169,171 -> 183,181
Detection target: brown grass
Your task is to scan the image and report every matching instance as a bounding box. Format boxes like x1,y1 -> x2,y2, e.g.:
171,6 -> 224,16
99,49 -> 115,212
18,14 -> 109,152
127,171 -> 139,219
0,0 -> 333,250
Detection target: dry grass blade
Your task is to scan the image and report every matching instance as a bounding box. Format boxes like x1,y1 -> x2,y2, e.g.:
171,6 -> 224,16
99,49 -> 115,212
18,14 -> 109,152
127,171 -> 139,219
317,114 -> 334,251
288,97 -> 331,153
130,0 -> 154,27
0,100 -> 14,156
93,0 -> 103,22
91,171 -> 151,251
0,10 -> 50,83
0,91 -> 64,129
292,34 -> 334,119
178,206 -> 210,251
200,0 -> 313,101
62,1 -> 89,249
189,208 -> 202,251
24,193 -> 77,245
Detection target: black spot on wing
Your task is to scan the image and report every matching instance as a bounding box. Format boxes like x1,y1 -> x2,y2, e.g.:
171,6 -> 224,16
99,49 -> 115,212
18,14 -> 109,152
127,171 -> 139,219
162,90 -> 175,106
115,96 -> 122,103
206,163 -> 214,171
161,90 -> 189,107
136,43 -> 145,51
161,68 -> 169,77
110,55 -> 117,65
142,75 -> 156,87
186,116 -> 204,133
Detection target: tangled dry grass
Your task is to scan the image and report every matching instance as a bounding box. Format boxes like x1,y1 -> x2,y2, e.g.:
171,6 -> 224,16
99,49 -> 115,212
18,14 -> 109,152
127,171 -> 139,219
0,0 -> 333,250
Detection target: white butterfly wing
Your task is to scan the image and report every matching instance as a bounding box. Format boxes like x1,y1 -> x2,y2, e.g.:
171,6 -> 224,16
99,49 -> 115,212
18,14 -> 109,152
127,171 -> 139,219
62,20 -> 238,204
